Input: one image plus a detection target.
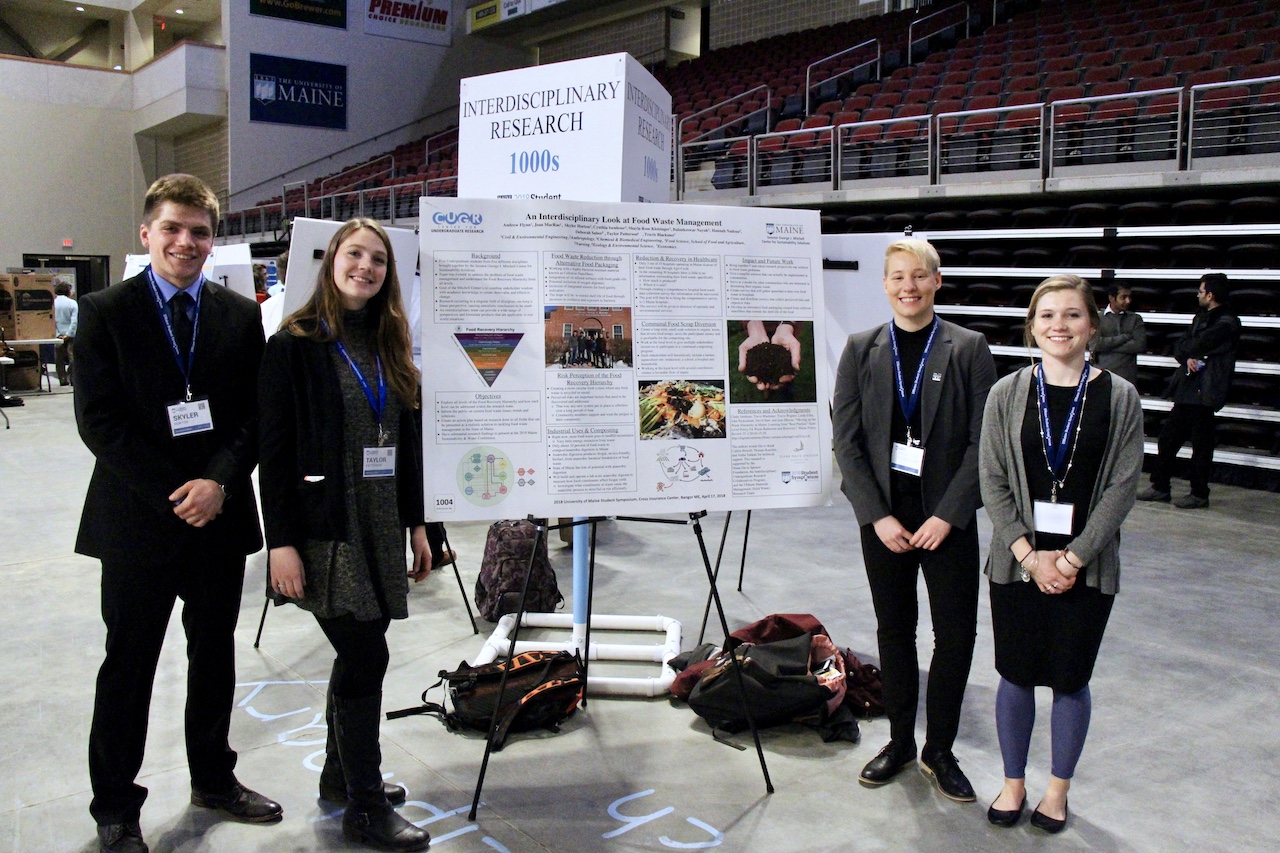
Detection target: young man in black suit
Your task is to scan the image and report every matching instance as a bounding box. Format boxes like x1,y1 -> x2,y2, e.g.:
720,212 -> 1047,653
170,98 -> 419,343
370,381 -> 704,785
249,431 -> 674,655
75,174 -> 280,853
832,239 -> 997,803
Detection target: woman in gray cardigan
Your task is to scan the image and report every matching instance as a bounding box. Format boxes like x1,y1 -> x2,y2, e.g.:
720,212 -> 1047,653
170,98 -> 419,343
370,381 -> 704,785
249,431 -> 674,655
979,275 -> 1144,834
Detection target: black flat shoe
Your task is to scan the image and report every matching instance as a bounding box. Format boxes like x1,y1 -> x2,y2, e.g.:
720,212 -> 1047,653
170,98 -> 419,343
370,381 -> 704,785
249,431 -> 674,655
859,740 -> 916,787
987,795 -> 1026,827
1031,800 -> 1069,834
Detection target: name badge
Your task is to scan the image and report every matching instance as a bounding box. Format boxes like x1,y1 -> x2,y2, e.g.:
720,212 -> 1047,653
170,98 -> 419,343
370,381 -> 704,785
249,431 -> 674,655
167,398 -> 214,437
364,445 -> 396,479
890,441 -> 925,477
1034,500 -> 1074,535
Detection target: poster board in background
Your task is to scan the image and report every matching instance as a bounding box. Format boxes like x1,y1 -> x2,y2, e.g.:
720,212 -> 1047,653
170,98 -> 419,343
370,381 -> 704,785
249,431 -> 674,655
819,232 -> 901,401
419,196 -> 831,522
280,218 -> 418,327
123,247 -> 256,301
458,52 -> 672,204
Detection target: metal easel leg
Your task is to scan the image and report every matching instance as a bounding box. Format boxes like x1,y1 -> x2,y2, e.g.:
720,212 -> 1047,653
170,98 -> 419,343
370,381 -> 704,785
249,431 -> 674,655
688,511 -> 774,794
441,527 -> 479,634
468,516 -> 550,821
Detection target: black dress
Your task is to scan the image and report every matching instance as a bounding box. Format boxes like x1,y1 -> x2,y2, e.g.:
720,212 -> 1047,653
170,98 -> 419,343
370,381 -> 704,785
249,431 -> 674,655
990,370 -> 1114,693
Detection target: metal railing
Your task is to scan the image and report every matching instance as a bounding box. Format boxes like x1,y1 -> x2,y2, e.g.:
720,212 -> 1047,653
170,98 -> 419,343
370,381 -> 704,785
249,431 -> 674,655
837,115 -> 934,186
804,39 -> 881,116
319,153 -> 395,199
1046,87 -> 1183,177
937,101 -> 1045,179
676,85 -> 770,197
907,3 -> 970,66
1188,74 -> 1280,170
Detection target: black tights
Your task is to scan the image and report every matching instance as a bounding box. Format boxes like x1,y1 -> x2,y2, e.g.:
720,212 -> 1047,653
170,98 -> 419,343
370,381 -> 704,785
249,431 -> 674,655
315,612 -> 391,699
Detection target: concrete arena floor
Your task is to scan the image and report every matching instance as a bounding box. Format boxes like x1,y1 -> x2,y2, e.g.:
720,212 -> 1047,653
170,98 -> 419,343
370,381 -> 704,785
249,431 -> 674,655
1,385 -> 1277,853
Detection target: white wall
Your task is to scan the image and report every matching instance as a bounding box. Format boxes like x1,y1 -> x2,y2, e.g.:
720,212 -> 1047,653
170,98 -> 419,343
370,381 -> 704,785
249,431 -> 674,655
226,0 -> 529,207
0,57 -> 147,276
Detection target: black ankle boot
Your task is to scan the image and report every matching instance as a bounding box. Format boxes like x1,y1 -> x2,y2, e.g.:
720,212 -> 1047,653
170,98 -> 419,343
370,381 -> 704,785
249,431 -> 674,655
320,686 -> 406,805
334,694 -> 430,851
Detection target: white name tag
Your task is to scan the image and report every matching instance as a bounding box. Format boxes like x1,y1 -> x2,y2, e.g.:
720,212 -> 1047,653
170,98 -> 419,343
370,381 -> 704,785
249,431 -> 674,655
167,398 -> 214,437
363,445 -> 396,478
890,442 -> 925,477
1034,500 -> 1075,535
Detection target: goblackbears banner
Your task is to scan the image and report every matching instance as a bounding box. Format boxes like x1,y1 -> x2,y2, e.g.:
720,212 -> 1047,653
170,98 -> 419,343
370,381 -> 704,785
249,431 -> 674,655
365,0 -> 453,46
249,53 -> 347,130
250,0 -> 346,29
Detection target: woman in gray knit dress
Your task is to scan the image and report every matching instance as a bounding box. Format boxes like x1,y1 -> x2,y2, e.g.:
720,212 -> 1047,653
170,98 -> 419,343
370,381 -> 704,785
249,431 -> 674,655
259,218 -> 432,851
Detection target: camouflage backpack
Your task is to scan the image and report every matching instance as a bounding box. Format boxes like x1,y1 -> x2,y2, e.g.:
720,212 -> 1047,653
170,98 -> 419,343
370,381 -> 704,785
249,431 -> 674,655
475,520 -> 564,621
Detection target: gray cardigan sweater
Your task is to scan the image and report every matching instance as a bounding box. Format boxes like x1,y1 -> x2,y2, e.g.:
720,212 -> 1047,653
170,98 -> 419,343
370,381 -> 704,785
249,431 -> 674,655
979,365 -> 1144,594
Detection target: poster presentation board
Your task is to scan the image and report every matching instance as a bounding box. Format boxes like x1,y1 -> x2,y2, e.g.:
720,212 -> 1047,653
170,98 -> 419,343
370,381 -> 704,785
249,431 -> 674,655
458,52 -> 672,204
123,246 -> 255,300
419,197 -> 832,522
820,232 -> 901,398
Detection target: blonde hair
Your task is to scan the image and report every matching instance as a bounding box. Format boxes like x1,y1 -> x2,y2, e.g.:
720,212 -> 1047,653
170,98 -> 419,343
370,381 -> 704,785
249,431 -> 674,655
1024,274 -> 1100,348
884,238 -> 940,275
282,218 -> 420,408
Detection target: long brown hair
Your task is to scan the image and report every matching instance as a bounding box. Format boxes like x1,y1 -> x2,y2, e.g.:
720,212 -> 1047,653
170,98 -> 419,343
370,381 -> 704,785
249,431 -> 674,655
282,218 -> 420,407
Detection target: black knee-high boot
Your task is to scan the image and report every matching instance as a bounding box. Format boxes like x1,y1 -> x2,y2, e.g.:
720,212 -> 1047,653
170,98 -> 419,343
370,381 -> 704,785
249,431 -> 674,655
320,683 -> 406,805
334,694 -> 430,851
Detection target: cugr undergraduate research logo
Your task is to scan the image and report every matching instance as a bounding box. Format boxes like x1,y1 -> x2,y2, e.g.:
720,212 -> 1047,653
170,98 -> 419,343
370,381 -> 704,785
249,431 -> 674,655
253,74 -> 277,105
432,211 -> 484,226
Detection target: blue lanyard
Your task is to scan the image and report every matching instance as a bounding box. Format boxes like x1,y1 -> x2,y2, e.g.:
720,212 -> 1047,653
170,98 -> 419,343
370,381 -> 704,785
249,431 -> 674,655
888,317 -> 939,445
1034,363 -> 1089,495
332,334 -> 387,445
146,266 -> 202,401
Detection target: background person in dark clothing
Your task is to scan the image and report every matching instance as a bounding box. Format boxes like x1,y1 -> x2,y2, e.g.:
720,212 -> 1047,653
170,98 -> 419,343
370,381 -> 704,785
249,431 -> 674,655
1138,273 -> 1241,509
1091,283 -> 1146,385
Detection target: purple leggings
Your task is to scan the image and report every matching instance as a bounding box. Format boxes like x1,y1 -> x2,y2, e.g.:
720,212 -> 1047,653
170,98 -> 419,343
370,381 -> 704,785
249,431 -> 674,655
996,678 -> 1092,780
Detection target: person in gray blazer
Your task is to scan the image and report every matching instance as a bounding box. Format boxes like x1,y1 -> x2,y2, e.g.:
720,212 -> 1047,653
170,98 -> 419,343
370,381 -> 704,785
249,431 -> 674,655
833,239 -> 997,803
1091,283 -> 1146,385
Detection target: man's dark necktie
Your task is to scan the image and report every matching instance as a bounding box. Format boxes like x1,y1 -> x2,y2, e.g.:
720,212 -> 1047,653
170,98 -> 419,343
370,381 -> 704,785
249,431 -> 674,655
170,291 -> 194,359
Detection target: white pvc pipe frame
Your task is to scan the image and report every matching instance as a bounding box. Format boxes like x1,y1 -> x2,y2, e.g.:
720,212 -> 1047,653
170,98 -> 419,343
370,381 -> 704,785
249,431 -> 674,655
473,612 -> 683,698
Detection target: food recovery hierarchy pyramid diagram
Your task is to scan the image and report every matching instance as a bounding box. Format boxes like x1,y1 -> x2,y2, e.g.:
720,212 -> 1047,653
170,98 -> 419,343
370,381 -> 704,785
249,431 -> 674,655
453,332 -> 524,386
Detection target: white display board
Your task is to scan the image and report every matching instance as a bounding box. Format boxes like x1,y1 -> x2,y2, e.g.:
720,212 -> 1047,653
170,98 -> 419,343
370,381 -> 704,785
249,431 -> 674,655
420,197 -> 832,522
820,232 -> 901,400
280,217 -> 418,325
458,52 -> 672,204
124,245 -> 255,300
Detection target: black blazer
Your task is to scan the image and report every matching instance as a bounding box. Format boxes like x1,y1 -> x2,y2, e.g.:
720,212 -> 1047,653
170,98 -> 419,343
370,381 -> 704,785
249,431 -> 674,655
832,318 -> 997,530
74,272 -> 265,562
257,329 -> 425,551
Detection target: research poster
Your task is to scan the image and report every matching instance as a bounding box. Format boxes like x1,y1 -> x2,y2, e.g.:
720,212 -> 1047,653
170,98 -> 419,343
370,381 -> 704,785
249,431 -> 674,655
419,197 -> 832,521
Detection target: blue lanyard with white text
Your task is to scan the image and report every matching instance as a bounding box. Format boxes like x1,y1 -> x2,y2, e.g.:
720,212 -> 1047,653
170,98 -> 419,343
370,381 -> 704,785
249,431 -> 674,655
1035,363 -> 1089,498
333,337 -> 387,445
888,317 -> 939,445
146,266 -> 202,401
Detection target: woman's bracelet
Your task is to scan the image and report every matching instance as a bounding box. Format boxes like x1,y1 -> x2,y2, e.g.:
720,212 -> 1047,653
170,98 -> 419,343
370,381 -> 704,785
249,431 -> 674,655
1018,550 -> 1037,583
1060,550 -> 1084,570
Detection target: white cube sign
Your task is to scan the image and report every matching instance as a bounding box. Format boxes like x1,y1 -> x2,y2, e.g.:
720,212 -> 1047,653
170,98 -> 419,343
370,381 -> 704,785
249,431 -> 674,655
458,52 -> 672,203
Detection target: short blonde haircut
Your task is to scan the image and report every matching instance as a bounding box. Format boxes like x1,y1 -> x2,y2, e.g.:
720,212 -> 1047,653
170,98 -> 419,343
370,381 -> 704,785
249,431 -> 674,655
883,238 -> 941,276
1024,274 -> 1100,347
